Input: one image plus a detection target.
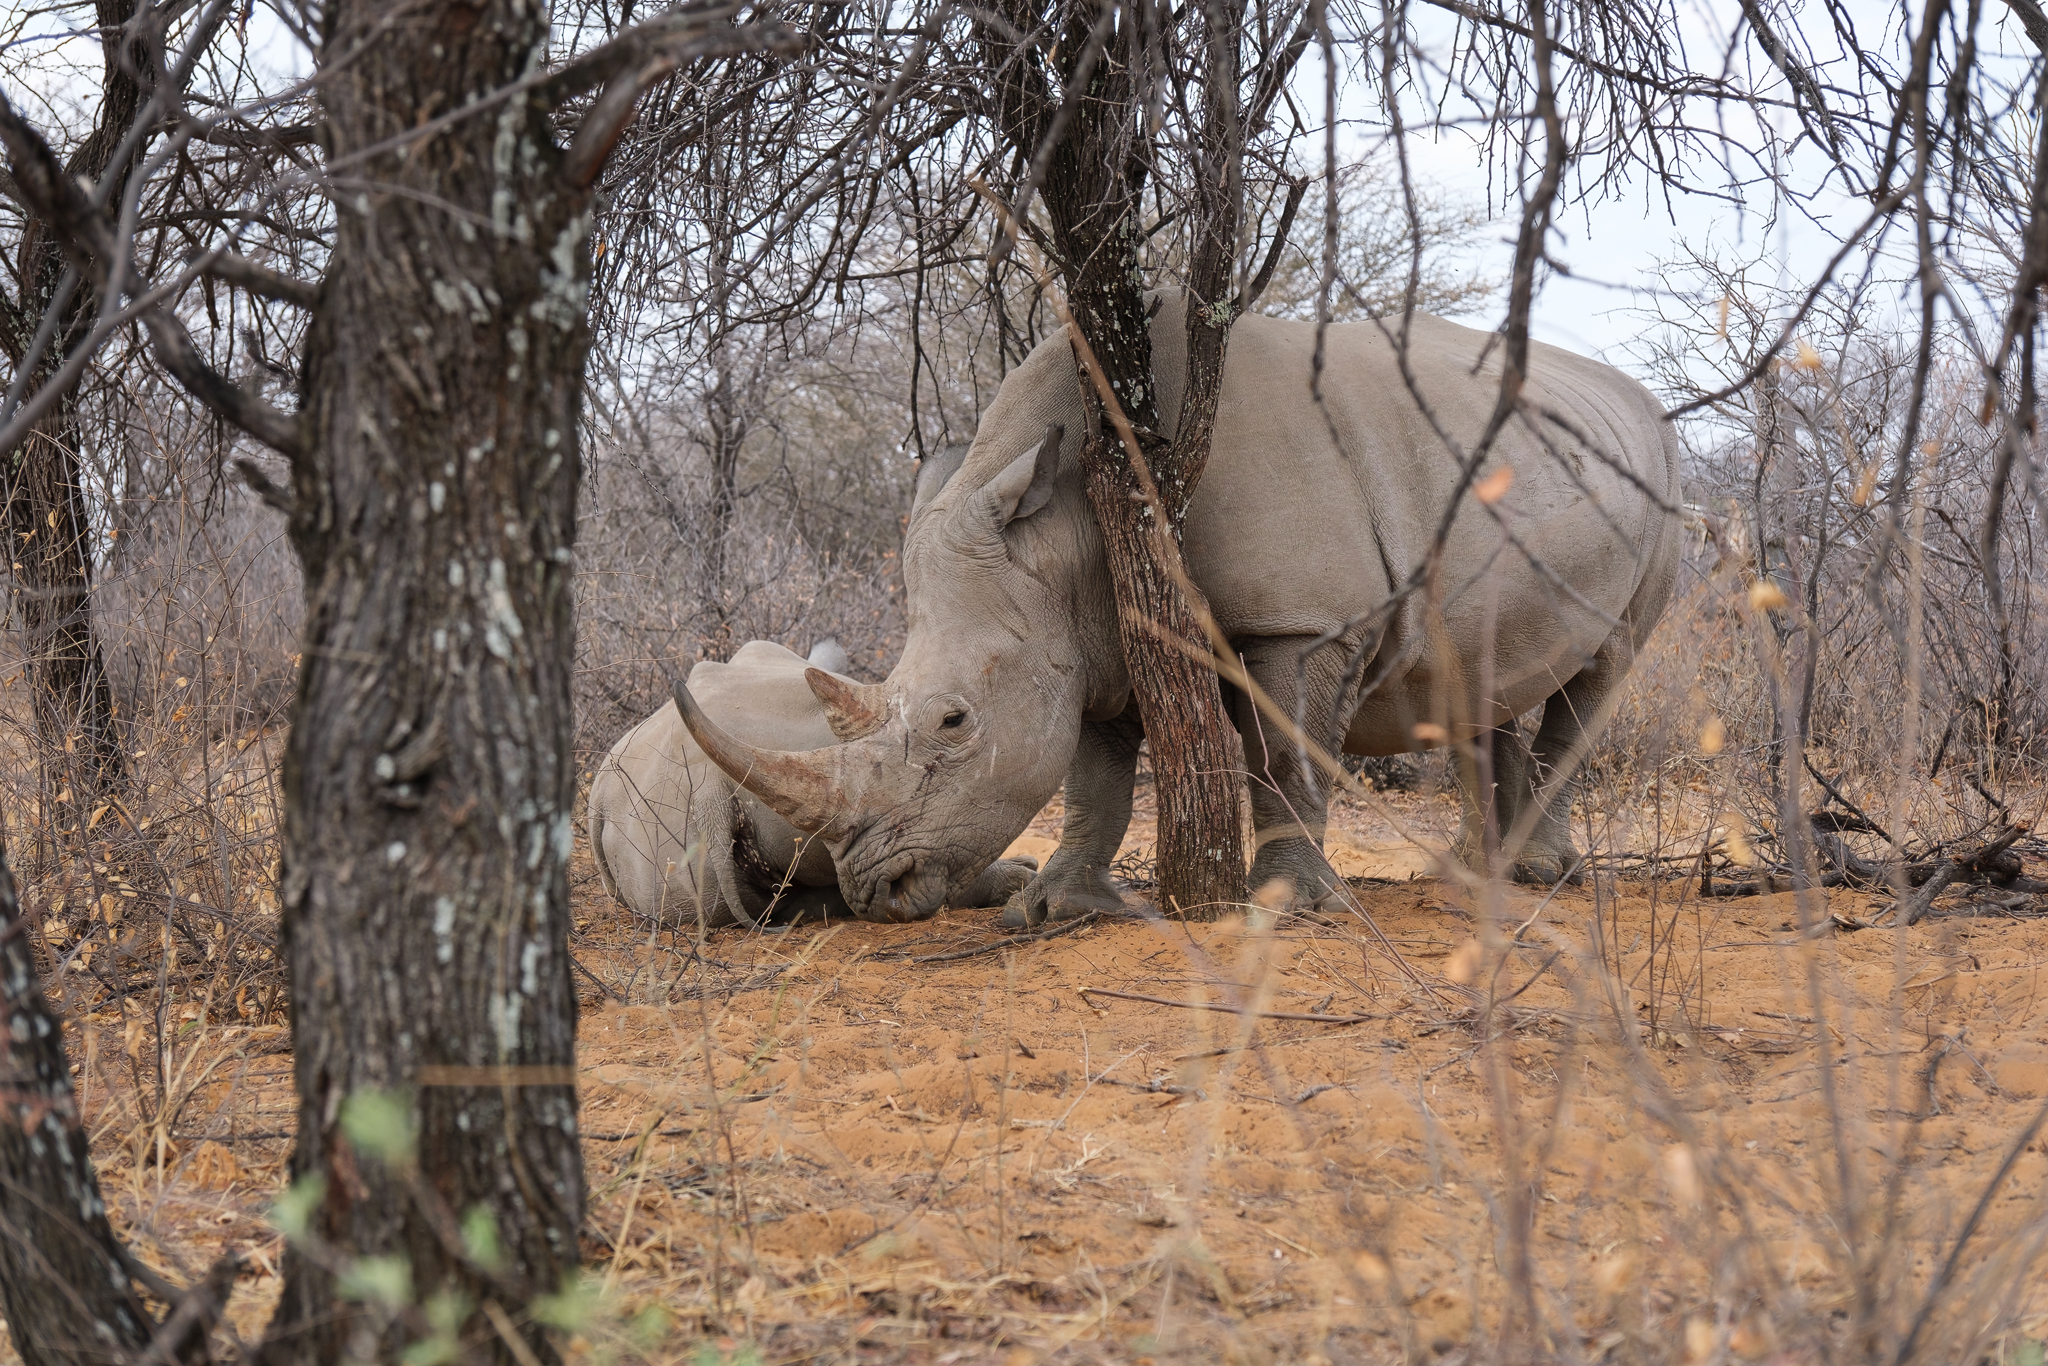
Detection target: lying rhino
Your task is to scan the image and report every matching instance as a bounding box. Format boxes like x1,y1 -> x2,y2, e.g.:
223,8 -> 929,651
589,640 -> 1036,927
675,294 -> 1683,922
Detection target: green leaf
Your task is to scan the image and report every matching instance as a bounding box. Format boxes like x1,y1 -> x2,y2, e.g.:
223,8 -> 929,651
336,1254 -> 413,1308
422,1289 -> 470,1337
461,1204 -> 506,1271
690,1341 -> 762,1366
2012,1341 -> 2046,1366
399,1335 -> 459,1366
340,1089 -> 416,1167
626,1304 -> 671,1351
269,1174 -> 327,1242
532,1273 -> 606,1333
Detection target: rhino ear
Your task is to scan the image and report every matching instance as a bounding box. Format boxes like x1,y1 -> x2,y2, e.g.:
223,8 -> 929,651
911,443 -> 970,522
980,423 -> 1063,530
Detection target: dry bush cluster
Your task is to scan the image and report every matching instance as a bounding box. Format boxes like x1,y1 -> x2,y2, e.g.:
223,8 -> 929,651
1574,267 -> 2048,896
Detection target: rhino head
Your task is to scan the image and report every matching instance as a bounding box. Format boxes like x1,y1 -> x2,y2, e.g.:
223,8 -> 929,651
674,425 -> 1111,921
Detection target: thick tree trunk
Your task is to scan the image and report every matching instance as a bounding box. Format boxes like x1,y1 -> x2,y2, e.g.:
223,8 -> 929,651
993,1 -> 1248,918
260,3 -> 591,1362
0,0 -> 143,813
1078,431 -> 1248,916
0,837 -> 154,1366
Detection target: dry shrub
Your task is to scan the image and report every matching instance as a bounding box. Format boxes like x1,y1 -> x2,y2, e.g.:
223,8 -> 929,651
573,447 -> 909,758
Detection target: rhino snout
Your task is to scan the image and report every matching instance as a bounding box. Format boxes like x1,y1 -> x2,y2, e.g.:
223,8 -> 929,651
853,850 -> 948,923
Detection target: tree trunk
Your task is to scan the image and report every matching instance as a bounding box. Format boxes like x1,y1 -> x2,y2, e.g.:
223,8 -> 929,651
0,0 -> 144,814
1077,430 -> 1248,916
704,345 -> 747,654
260,3 -> 591,1361
989,0 -> 1248,918
1,836 -> 228,1366
5,422 -> 127,809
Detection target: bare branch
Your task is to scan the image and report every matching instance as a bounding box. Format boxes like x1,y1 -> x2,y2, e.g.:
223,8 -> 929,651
0,88 -> 303,457
2002,0 -> 2048,54
198,249 -> 319,309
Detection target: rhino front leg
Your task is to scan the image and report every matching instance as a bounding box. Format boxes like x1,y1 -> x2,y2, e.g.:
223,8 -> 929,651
1001,708 -> 1144,928
953,857 -> 1039,909
1235,634 -> 1358,911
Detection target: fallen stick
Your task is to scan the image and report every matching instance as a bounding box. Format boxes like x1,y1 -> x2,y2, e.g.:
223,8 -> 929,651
1704,842 -> 2029,900
1893,862 -> 1964,928
1834,824 -> 2034,930
1078,986 -> 1382,1024
904,912 -> 1105,963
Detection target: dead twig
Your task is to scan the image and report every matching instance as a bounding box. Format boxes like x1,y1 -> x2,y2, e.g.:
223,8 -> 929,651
1078,986 -> 1384,1024
897,912 -> 1106,964
1832,824 -> 2034,929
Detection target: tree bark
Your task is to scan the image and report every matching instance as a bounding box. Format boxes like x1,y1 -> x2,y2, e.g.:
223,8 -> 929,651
259,3 -> 591,1361
704,342 -> 747,650
0,0 -> 144,814
986,0 -> 1248,918
1,835 -> 233,1366
4,423 -> 126,808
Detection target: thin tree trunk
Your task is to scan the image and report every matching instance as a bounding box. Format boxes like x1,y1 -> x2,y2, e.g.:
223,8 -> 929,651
6,423 -> 126,806
0,0 -> 144,813
260,3 -> 591,1361
705,347 -> 746,653
991,0 -> 1248,918
1,835 -> 230,1366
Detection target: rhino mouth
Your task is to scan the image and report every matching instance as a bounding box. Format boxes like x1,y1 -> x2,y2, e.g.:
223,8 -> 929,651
846,848 -> 951,923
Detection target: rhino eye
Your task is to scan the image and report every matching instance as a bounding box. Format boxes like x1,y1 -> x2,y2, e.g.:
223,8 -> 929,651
940,710 -> 966,729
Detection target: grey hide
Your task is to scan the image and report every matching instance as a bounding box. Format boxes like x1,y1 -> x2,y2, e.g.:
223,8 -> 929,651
674,294 -> 1684,924
588,640 -> 1037,927
805,637 -> 853,678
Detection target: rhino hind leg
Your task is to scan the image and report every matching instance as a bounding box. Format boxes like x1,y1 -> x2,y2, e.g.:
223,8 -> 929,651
1234,634 -> 1363,913
1458,638 -> 1641,886
1511,637 -> 1642,883
1000,710 -> 1144,928
1452,716 -> 1568,884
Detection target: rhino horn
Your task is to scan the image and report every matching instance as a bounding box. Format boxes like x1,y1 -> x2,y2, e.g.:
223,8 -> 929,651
805,667 -> 888,741
672,678 -> 859,837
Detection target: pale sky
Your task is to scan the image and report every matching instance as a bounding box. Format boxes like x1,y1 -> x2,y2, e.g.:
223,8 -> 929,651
1370,0 -> 2038,374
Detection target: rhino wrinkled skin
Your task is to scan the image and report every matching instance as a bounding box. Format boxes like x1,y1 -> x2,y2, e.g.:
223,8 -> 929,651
675,294 -> 1684,925
588,640 -> 1037,926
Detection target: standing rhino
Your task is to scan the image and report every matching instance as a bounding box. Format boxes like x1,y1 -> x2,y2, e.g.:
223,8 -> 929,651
589,640 -> 1037,927
674,294 -> 1683,924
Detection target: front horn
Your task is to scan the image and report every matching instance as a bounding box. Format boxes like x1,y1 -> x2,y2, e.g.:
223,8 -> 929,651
672,678 -> 860,838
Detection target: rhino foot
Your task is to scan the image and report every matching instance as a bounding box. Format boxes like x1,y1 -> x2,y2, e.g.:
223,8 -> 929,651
1000,853 -> 1124,929
954,858 -> 1039,910
1247,836 -> 1348,918
1452,830 -> 1583,886
1506,846 -> 1583,887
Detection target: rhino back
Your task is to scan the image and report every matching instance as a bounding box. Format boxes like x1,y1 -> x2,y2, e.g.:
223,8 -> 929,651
587,703 -> 727,918
937,294 -> 1677,720
1195,310 -> 1674,674
590,652 -> 848,915
688,641 -> 853,753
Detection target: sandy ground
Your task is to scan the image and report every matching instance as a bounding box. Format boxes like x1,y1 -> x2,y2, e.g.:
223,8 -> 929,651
13,782 -> 2048,1364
